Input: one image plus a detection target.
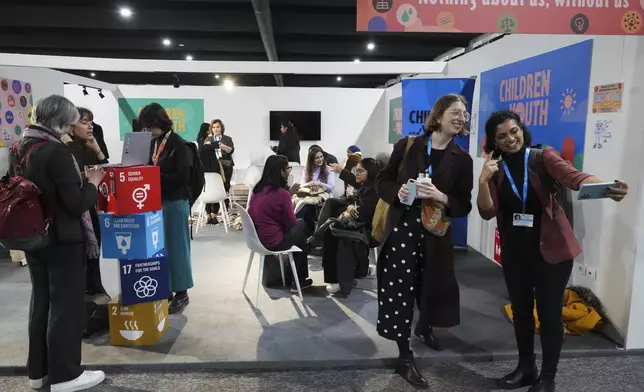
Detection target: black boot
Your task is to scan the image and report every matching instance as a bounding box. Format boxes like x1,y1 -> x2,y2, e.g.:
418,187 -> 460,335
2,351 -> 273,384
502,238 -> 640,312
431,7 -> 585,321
495,355 -> 538,390
527,374 -> 555,392
169,291 -> 189,314
395,353 -> 428,389
415,326 -> 442,351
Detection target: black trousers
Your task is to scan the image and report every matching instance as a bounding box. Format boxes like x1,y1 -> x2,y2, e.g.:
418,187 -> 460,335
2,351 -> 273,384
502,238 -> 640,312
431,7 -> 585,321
26,242 -> 86,384
317,198 -> 351,229
87,207 -> 107,296
266,219 -> 310,283
295,204 -> 319,236
502,243 -> 573,375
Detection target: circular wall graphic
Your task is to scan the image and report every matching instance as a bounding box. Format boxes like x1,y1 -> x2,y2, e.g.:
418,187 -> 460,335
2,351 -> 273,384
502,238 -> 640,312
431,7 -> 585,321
20,96 -> 27,107
15,125 -> 22,136
368,16 -> 388,31
372,0 -> 392,13
5,111 -> 14,124
497,13 -> 518,33
7,95 -> 15,107
622,11 -> 642,34
25,83 -> 31,94
570,14 -> 589,34
12,80 -> 21,94
396,4 -> 417,26
436,11 -> 455,30
0,80 -> 8,91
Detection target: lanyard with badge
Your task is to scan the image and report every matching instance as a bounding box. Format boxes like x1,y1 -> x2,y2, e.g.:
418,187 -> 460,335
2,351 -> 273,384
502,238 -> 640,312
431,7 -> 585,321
214,135 -> 223,158
152,131 -> 172,166
503,148 -> 534,228
419,139 -> 433,180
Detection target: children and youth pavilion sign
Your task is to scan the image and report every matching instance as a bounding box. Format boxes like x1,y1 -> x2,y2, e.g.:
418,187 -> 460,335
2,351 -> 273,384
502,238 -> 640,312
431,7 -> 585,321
357,0 -> 643,35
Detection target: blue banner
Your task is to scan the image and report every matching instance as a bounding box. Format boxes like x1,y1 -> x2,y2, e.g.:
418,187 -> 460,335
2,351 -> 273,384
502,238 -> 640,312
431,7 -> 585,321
401,78 -> 475,248
477,40 -> 593,170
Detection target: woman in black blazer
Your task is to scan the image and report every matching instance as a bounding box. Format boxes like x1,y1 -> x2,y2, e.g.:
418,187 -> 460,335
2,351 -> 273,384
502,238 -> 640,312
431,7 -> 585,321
9,95 -> 106,391
207,119 -> 234,222
197,122 -> 227,224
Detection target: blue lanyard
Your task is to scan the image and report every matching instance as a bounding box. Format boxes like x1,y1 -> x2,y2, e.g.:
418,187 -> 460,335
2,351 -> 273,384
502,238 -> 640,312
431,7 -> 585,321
502,148 -> 530,213
426,139 -> 433,177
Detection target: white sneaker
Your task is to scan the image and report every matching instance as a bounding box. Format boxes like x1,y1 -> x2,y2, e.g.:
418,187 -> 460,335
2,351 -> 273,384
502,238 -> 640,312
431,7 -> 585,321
29,375 -> 47,389
326,283 -> 340,294
50,370 -> 106,392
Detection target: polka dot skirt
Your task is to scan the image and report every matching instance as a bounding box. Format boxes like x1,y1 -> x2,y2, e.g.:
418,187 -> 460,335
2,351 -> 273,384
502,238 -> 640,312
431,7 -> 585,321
377,206 -> 425,341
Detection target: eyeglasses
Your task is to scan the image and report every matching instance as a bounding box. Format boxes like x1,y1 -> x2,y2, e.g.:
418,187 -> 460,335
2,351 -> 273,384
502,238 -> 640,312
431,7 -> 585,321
448,110 -> 470,121
355,168 -> 366,174
284,166 -> 292,170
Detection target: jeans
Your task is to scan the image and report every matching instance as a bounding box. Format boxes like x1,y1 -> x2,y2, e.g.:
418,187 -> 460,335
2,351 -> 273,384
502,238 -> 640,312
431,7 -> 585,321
266,219 -> 310,283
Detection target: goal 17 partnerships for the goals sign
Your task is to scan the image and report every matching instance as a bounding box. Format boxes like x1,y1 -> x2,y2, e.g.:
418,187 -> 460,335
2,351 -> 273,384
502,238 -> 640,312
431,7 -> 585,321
357,0 -> 643,35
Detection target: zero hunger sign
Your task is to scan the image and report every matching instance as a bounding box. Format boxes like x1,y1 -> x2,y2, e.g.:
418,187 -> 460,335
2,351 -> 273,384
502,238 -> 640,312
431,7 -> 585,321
357,0 -> 644,35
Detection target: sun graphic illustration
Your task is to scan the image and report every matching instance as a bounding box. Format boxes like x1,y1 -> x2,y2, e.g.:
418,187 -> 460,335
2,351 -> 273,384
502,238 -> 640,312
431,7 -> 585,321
560,88 -> 577,115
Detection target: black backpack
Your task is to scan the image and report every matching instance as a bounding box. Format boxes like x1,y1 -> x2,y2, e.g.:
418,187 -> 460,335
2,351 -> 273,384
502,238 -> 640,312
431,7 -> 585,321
528,147 -> 573,228
184,142 -> 205,207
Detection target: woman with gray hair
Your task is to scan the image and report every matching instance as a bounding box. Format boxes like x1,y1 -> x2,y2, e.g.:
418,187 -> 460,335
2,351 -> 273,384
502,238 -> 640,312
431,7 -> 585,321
8,95 -> 106,391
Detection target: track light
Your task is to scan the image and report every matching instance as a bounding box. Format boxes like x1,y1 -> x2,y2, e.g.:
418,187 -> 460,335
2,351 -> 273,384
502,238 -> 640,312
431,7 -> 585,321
98,89 -> 105,99
172,74 -> 180,88
82,86 -> 89,96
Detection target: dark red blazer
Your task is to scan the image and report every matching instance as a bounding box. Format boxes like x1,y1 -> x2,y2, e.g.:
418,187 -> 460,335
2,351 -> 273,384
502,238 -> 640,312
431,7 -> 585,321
478,147 -> 591,264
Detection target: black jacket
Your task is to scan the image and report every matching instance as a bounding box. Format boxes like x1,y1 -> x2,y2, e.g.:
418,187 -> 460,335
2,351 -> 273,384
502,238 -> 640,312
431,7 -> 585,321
214,134 -> 235,166
66,136 -> 109,168
149,132 -> 192,201
91,122 -> 110,160
9,125 -> 97,245
354,180 -> 378,234
274,130 -> 300,163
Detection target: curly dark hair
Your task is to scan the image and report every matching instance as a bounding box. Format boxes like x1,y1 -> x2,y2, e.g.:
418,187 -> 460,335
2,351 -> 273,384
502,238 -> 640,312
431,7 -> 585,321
137,102 -> 173,133
483,110 -> 533,154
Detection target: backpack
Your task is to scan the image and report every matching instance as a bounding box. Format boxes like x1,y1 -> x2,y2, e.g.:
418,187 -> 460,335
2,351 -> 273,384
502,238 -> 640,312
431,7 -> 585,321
528,148 -> 574,228
184,142 -> 205,207
0,141 -> 52,252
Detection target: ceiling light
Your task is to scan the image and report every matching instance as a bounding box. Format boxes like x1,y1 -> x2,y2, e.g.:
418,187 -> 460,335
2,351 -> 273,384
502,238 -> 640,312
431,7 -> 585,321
367,42 -> 376,51
215,74 -> 220,79
354,58 -> 360,63
185,55 -> 193,61
336,76 -> 342,82
82,86 -> 89,96
119,7 -> 133,18
98,89 -> 105,99
172,74 -> 180,88
179,43 -> 185,47
223,79 -> 234,91
90,72 -> 96,77
162,38 -> 172,46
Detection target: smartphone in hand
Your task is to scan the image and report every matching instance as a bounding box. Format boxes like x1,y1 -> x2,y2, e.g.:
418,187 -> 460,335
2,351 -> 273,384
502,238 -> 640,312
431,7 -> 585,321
401,179 -> 417,206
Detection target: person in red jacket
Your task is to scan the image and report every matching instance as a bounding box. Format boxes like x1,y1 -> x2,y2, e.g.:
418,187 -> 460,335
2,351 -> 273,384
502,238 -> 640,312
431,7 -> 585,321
477,110 -> 628,392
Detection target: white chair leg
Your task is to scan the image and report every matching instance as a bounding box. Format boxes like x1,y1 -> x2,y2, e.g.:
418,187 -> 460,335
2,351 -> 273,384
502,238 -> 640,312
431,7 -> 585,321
195,202 -> 206,234
221,200 -> 230,233
288,253 -> 303,302
257,255 -> 265,307
278,254 -> 286,287
242,251 -> 255,294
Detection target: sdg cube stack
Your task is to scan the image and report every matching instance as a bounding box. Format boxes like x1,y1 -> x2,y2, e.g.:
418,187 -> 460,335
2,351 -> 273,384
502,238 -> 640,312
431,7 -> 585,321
98,165 -> 170,346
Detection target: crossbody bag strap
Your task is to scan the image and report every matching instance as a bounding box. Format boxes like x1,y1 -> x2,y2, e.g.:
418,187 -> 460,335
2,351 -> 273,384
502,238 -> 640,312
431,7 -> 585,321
396,136 -> 415,179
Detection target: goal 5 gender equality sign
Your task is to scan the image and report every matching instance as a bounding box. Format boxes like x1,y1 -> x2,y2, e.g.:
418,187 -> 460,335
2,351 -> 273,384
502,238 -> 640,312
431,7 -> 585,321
357,0 -> 643,35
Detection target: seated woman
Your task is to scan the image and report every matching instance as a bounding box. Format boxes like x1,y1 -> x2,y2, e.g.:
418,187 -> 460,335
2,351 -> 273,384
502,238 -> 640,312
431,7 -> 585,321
296,147 -> 335,232
322,158 -> 381,296
249,155 -> 313,293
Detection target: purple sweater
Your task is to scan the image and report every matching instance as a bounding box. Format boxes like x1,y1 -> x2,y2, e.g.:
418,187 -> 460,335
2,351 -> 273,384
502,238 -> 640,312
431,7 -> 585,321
248,186 -> 296,248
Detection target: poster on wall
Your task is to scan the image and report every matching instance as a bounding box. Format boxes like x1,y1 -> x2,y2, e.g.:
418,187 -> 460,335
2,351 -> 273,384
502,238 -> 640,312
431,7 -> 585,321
388,96 -> 402,143
0,78 -> 34,148
356,0 -> 644,35
477,40 -> 593,170
592,83 -> 623,113
401,78 -> 475,248
117,98 -> 205,141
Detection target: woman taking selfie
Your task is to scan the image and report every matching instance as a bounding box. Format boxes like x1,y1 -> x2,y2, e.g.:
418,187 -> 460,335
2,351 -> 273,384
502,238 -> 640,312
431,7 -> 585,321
376,94 -> 473,388
197,122 -> 227,224
271,119 -> 301,164
478,110 -> 628,392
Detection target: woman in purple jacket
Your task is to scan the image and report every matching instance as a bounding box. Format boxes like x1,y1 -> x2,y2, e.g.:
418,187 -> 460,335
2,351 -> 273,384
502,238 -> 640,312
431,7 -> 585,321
477,110 -> 628,392
248,155 -> 313,292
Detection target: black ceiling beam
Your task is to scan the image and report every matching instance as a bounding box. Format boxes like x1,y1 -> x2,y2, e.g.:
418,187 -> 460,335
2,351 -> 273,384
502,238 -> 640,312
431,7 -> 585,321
251,0 -> 283,87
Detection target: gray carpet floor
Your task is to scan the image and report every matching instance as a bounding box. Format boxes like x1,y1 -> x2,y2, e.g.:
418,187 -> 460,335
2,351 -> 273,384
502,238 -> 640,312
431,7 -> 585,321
1,356 -> 643,391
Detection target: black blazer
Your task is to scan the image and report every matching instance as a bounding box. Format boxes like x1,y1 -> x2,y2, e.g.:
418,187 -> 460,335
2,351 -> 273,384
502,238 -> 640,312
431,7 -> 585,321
149,132 -> 192,201
355,180 -> 378,231
9,125 -> 97,245
275,130 -> 300,163
91,122 -> 110,159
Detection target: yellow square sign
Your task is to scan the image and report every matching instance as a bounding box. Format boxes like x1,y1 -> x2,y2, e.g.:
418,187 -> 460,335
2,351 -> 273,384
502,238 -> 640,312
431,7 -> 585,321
108,295 -> 168,346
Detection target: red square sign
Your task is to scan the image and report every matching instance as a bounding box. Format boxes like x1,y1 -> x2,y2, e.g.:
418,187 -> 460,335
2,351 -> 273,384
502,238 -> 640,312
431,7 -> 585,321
494,227 -> 502,265
98,165 -> 161,216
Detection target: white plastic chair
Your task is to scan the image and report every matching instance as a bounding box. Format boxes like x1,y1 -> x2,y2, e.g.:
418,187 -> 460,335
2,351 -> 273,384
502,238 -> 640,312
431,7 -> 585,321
194,173 -> 230,234
288,162 -> 303,187
243,165 -> 264,204
235,203 -> 304,306
331,172 -> 345,198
